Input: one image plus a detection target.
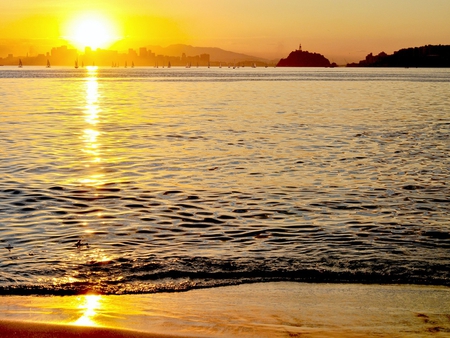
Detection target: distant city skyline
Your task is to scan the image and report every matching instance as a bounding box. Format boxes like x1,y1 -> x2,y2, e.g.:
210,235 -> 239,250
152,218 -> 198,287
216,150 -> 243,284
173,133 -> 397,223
0,44 -> 278,67
1,1 -> 450,64
0,44 -> 213,67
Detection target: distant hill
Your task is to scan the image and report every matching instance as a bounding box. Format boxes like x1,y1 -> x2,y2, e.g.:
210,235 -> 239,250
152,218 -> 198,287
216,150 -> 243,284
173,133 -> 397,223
145,44 -> 269,63
347,45 -> 450,67
276,49 -> 336,67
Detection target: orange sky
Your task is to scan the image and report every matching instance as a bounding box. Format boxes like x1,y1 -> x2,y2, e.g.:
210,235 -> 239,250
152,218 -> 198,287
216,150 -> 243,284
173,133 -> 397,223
1,0 -> 449,63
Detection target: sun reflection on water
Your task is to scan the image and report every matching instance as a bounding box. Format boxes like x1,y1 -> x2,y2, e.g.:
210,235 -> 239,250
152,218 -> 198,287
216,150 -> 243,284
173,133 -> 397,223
73,294 -> 102,327
81,67 -> 104,185
85,75 -> 99,125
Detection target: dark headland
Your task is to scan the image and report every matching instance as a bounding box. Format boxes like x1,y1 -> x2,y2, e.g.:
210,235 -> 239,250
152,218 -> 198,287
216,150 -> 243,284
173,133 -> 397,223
276,46 -> 337,67
347,44 -> 450,67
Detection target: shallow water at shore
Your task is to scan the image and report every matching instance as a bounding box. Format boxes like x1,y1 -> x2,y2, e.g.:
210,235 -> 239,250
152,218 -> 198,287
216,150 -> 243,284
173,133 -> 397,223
1,67 -> 449,294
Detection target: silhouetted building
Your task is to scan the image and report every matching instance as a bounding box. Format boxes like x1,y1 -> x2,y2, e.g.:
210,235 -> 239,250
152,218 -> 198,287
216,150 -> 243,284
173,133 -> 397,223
139,47 -> 148,58
50,46 -> 78,65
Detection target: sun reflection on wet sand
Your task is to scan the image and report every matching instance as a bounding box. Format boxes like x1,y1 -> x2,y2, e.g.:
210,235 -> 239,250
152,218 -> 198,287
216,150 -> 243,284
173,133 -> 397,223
1,284 -> 449,337
73,295 -> 101,327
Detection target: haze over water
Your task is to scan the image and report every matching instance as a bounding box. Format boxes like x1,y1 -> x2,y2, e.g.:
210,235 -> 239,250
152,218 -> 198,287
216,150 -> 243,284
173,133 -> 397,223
1,67 -> 449,295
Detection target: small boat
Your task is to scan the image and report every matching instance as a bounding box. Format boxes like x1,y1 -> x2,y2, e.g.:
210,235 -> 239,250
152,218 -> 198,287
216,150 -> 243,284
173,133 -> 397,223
18,59 -> 23,68
46,60 -> 51,68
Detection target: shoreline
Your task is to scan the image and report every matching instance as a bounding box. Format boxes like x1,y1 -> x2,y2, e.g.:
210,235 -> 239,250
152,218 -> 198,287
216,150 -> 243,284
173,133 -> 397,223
1,282 -> 449,337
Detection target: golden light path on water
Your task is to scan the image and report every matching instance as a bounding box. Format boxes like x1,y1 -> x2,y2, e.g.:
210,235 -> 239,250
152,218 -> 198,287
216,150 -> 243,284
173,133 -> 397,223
67,65 -> 115,269
81,66 -> 104,186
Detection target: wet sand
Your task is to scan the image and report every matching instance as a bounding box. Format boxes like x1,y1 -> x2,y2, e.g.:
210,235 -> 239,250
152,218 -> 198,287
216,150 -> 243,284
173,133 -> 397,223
1,282 -> 449,337
0,320 -> 184,338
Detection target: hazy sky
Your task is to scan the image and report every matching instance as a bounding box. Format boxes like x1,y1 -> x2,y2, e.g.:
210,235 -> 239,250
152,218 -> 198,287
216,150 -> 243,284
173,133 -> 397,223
1,0 -> 449,63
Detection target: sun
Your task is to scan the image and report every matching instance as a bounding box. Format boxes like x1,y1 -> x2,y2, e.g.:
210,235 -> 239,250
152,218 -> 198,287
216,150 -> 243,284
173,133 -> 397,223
65,13 -> 121,50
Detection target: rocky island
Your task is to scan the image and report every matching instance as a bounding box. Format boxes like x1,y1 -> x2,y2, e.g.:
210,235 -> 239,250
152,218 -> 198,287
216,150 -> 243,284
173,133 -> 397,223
347,45 -> 450,67
277,45 -> 337,67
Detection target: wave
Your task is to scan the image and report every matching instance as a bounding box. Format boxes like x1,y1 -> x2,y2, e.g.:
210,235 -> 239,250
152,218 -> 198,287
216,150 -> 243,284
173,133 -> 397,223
1,254 -> 449,295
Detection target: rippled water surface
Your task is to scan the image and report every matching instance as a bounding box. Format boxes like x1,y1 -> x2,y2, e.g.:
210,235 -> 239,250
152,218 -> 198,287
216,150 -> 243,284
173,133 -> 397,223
1,67 -> 449,294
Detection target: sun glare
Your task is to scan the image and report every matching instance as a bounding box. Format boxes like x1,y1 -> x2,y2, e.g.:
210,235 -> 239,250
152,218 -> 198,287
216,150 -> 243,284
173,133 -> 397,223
65,13 -> 120,50
74,295 -> 101,326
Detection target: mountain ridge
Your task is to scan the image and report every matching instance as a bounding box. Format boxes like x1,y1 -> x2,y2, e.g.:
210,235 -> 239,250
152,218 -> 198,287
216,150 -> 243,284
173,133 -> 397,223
346,44 -> 450,67
143,44 -> 270,63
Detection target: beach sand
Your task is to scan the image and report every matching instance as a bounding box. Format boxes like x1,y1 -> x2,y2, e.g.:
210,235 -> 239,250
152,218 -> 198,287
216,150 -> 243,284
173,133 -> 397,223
0,282 -> 449,337
0,320 -> 184,338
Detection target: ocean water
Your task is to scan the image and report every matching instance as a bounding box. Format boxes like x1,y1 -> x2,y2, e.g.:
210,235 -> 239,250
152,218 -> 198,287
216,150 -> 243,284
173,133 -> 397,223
0,66 -> 449,295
